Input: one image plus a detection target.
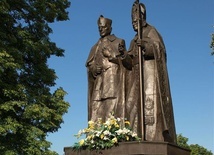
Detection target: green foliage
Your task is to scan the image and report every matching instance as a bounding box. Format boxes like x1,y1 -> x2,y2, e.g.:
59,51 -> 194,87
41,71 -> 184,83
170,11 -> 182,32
190,144 -> 213,155
177,134 -> 213,155
177,134 -> 190,149
0,0 -> 70,154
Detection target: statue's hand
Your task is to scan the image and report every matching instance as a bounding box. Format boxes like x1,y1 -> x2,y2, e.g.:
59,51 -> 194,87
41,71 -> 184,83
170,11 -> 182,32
95,65 -> 102,75
118,43 -> 125,55
136,39 -> 145,48
102,49 -> 112,58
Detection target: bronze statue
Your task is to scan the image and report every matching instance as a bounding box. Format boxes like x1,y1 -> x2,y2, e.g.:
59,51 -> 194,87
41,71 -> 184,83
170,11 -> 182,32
120,1 -> 177,143
86,1 -> 176,144
86,15 -> 129,122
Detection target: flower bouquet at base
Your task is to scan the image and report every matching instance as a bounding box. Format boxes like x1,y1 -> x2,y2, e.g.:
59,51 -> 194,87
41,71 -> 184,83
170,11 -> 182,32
72,113 -> 141,151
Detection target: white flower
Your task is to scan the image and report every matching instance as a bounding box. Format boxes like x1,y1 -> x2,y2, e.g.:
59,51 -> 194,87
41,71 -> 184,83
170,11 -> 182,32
109,114 -> 115,119
117,117 -> 121,122
105,120 -> 111,126
122,128 -> 131,134
115,129 -> 123,135
131,132 -> 137,137
95,131 -> 102,137
103,130 -> 111,135
76,129 -> 84,138
103,136 -> 109,140
78,129 -> 84,134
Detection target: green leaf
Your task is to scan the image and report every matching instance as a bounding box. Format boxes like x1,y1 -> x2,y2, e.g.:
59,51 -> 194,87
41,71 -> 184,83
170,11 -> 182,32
0,0 -> 70,154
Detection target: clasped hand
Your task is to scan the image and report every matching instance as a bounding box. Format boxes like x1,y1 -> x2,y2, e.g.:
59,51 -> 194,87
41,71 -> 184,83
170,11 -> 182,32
118,43 -> 125,56
102,48 -> 112,58
136,39 -> 146,49
94,65 -> 102,75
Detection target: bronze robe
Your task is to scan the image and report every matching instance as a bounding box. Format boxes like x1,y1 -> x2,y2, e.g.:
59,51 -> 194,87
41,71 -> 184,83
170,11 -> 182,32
125,24 -> 177,143
86,34 -> 126,122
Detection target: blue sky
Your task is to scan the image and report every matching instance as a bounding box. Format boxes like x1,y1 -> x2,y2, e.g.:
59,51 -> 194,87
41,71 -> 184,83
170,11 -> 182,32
47,0 -> 214,154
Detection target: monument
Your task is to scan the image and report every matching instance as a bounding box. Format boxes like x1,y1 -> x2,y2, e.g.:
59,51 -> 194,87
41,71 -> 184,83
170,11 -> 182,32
64,1 -> 191,155
124,1 -> 176,143
85,15 -> 129,123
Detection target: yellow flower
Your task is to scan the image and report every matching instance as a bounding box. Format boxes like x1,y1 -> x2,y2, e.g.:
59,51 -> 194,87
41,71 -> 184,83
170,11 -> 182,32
79,139 -> 84,146
125,121 -> 130,125
87,135 -> 92,140
88,121 -> 95,129
97,118 -> 102,125
115,123 -> 119,128
100,134 -> 104,139
110,119 -> 116,125
126,136 -> 129,141
84,128 -> 90,133
112,137 -> 118,143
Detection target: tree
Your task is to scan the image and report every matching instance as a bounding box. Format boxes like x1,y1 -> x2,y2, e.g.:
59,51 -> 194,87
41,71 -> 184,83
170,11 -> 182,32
177,134 -> 190,150
177,134 -> 213,155
0,0 -> 70,154
190,144 -> 213,155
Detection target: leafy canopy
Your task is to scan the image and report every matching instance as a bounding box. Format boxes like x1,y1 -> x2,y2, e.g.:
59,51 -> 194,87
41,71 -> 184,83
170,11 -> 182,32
0,0 -> 70,154
177,134 -> 213,155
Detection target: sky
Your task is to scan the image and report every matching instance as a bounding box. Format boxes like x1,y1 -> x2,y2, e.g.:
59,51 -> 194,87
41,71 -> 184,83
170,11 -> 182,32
46,0 -> 214,154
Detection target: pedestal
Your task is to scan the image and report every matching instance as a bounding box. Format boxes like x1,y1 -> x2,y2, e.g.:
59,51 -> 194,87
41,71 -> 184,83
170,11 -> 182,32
64,141 -> 191,155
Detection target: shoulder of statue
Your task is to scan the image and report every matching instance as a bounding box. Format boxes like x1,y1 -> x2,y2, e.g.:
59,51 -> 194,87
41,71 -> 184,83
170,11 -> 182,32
96,38 -> 102,44
143,23 -> 153,32
87,39 -> 101,63
91,39 -> 101,48
146,24 -> 159,34
90,42 -> 98,51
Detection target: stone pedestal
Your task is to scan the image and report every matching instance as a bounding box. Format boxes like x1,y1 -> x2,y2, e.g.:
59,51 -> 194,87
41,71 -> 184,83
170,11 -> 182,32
64,141 -> 191,155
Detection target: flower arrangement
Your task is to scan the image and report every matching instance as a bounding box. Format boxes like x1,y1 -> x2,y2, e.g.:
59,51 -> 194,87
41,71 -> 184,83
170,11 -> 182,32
72,113 -> 140,151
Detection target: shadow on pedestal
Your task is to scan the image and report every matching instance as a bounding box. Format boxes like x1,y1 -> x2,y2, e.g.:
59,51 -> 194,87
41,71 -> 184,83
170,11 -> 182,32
64,141 -> 191,155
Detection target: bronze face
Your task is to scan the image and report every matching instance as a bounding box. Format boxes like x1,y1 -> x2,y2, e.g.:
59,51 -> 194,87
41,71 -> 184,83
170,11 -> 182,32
132,13 -> 146,32
131,2 -> 147,32
97,17 -> 112,38
132,15 -> 138,32
98,23 -> 111,37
